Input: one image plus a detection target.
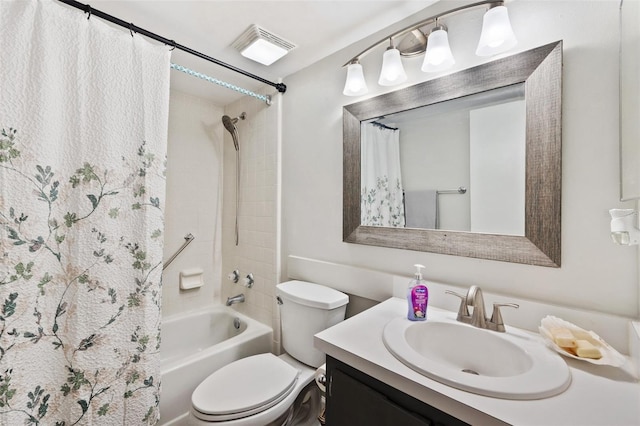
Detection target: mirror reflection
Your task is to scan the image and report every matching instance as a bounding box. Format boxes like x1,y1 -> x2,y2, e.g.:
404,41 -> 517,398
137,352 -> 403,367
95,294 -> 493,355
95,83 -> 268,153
361,84 -> 526,235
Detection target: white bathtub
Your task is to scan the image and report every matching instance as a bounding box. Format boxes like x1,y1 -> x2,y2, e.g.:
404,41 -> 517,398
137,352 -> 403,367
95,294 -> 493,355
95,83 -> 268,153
159,305 -> 273,425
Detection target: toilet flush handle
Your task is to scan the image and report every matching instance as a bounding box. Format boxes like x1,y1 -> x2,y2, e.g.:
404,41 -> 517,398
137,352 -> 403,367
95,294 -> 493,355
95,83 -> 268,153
276,296 -> 283,305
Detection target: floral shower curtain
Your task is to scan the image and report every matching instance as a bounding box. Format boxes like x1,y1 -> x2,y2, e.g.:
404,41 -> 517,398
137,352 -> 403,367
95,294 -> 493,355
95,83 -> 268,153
361,123 -> 405,227
0,1 -> 170,424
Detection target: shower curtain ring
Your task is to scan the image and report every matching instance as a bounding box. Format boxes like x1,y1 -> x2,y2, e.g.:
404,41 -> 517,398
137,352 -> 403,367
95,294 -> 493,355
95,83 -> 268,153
84,5 -> 92,20
169,40 -> 176,51
129,23 -> 135,37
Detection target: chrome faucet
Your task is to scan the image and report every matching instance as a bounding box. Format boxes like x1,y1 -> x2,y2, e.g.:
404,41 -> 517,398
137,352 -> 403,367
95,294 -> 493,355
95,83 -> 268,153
226,294 -> 245,306
446,286 -> 518,332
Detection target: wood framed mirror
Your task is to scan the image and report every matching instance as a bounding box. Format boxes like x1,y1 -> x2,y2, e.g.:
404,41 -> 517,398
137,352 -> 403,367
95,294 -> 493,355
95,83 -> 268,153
343,41 -> 562,267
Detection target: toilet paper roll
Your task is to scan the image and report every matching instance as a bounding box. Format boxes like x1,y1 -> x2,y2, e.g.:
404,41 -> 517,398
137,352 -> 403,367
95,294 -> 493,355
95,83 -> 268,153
314,363 -> 327,393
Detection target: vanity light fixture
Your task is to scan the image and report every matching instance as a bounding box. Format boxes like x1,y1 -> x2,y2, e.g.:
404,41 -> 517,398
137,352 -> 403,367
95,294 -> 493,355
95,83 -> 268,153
232,25 -> 296,66
342,0 -> 517,96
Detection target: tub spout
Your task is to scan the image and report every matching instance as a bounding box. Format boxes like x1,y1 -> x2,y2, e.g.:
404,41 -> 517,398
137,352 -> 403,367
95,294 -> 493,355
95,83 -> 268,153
226,294 -> 245,306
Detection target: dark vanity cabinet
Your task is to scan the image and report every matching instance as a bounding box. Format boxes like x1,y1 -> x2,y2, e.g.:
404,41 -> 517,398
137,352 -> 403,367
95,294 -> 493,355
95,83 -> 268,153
325,356 -> 469,426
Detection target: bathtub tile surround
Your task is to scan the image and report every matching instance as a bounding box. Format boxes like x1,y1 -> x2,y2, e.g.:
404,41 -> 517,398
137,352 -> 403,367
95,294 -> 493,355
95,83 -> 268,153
163,87 -> 281,322
221,90 -> 281,348
164,90 -> 224,317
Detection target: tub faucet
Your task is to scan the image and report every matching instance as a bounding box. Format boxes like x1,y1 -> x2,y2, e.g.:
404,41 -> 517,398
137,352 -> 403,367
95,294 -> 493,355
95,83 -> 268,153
445,286 -> 519,332
226,294 -> 245,306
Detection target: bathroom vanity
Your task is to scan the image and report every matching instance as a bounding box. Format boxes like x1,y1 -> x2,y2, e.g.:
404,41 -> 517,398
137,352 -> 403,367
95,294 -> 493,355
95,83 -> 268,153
325,356 -> 468,425
315,298 -> 640,426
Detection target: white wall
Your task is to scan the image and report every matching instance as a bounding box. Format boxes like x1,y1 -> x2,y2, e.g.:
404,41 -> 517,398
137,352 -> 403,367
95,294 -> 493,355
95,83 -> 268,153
282,0 -> 639,318
401,110 -> 470,230
469,99 -> 526,235
163,90 -> 223,317
221,92 -> 281,347
620,0 -> 640,199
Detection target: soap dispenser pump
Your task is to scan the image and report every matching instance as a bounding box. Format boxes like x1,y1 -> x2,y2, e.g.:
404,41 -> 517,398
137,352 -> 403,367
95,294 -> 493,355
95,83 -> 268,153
407,264 -> 429,321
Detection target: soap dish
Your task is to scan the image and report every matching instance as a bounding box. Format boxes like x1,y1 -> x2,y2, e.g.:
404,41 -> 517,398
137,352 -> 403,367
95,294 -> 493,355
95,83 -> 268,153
538,316 -> 626,367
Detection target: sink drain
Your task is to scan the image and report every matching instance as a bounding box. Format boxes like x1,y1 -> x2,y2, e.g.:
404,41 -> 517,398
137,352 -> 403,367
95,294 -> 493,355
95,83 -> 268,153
461,368 -> 479,375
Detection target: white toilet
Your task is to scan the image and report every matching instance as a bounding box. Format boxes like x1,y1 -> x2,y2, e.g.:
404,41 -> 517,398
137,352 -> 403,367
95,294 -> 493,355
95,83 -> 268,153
189,280 -> 349,425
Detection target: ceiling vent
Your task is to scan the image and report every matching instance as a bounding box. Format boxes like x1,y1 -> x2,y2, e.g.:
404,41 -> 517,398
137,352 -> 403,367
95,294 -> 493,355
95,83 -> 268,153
232,25 -> 296,66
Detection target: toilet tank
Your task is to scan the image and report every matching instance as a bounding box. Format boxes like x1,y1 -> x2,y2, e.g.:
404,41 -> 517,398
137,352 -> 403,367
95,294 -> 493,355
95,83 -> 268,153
276,280 -> 348,368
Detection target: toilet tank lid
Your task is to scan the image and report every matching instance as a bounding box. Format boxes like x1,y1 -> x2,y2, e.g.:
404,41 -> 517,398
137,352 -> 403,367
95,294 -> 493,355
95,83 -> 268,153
276,280 -> 348,310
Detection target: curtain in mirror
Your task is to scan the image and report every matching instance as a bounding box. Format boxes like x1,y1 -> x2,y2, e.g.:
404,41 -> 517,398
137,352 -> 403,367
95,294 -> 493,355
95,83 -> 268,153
360,123 -> 405,227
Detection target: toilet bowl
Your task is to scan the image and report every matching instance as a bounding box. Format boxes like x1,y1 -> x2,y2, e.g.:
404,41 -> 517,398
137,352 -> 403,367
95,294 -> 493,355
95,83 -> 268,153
188,281 -> 348,425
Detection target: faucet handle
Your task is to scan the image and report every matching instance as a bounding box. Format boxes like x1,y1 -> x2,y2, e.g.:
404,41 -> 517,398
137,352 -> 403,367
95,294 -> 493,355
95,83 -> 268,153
489,303 -> 519,332
445,290 -> 470,321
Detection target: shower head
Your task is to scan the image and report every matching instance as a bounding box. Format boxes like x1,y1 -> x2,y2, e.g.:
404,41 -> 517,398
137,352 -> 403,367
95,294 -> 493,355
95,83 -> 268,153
222,113 -> 246,151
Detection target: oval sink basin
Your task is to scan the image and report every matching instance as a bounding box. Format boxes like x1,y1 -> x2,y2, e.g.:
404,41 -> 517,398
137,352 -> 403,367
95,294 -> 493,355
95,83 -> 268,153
383,314 -> 571,399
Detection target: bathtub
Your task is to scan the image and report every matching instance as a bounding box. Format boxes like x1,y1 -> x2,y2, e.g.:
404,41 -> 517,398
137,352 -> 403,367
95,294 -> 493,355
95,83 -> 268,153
159,305 -> 273,425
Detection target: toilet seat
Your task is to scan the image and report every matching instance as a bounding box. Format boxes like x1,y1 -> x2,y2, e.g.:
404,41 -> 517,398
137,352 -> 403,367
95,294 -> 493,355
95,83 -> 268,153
191,353 -> 300,422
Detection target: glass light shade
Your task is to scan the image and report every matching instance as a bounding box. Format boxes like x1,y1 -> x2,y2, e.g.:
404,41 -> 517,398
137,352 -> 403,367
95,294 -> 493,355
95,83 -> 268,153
378,48 -> 407,86
476,5 -> 517,57
421,28 -> 455,73
240,38 -> 289,66
343,62 -> 368,96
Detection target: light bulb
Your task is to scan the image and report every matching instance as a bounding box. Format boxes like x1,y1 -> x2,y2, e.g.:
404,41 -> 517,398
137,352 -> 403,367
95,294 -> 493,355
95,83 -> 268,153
422,26 -> 455,73
343,61 -> 368,96
476,5 -> 517,57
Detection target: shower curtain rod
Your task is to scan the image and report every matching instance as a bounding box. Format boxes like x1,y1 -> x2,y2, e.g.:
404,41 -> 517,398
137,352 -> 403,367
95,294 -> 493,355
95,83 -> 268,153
58,0 -> 287,94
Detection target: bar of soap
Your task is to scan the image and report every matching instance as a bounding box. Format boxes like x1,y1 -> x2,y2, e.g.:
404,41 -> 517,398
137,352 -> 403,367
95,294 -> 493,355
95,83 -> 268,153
550,327 -> 576,348
571,329 -> 600,346
575,339 -> 602,359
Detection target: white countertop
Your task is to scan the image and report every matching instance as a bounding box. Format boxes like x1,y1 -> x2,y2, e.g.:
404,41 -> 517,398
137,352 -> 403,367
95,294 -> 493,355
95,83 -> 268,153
314,297 -> 640,426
